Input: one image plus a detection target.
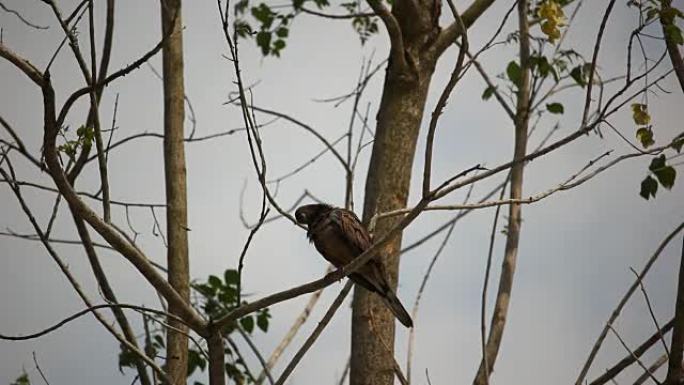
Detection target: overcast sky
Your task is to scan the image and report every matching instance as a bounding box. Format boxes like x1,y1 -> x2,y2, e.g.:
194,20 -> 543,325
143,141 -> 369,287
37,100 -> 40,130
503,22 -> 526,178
1,0 -> 683,384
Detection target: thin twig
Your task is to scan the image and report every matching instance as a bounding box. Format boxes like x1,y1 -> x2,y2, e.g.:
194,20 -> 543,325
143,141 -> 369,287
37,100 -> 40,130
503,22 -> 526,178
588,318 -> 674,385
32,352 -> 50,385
576,222 -> 684,385
273,281 -> 354,385
238,328 -> 275,385
630,267 -> 669,358
607,325 -> 660,385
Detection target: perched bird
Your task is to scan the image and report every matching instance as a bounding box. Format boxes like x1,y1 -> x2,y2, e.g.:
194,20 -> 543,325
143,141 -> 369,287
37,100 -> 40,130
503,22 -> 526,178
295,203 -> 413,328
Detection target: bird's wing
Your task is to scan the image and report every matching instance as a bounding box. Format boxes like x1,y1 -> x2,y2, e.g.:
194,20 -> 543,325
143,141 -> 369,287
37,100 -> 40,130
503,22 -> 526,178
329,208 -> 372,253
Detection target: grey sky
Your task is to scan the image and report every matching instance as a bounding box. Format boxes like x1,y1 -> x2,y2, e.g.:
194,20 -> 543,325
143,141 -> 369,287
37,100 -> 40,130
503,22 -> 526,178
1,0 -> 683,384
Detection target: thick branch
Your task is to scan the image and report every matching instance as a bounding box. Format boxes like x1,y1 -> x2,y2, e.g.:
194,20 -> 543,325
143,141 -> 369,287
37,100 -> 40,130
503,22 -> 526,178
432,0 -> 496,57
366,0 -> 407,72
0,43 -> 44,86
661,0 -> 684,92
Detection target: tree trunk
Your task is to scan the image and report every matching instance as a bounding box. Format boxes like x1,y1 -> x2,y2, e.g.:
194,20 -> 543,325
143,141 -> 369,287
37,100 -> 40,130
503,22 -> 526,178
352,3 -> 439,384
161,0 -> 190,383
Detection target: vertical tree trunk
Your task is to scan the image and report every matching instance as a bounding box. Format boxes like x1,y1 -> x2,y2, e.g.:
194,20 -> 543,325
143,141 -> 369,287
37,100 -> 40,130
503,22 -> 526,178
352,3 -> 439,383
474,0 -> 531,383
161,0 -> 190,383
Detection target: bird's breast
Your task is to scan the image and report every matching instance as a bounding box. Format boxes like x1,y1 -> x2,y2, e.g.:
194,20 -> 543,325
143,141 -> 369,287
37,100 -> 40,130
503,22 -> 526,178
311,224 -> 357,268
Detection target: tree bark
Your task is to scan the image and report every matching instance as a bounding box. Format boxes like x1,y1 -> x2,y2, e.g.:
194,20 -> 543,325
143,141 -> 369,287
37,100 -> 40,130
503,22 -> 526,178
208,331 -> 226,385
161,0 -> 190,383
665,235 -> 684,385
473,1 -> 530,383
352,3 -> 440,384
660,0 -> 684,93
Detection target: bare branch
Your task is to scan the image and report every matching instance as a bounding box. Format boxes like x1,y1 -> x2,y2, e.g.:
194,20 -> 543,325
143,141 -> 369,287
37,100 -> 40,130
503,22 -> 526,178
234,104 -> 349,172
32,352 -> 50,385
274,281 -> 353,385
238,328 -> 275,385
0,1 -> 49,29
635,354 -> 669,385
255,273 -> 328,385
301,6 -> 374,19
630,267 -> 670,358
423,0 -> 468,196
589,318 -> 674,385
0,303 -> 184,341
432,0 -> 497,57
608,325 -> 660,385
0,43 -> 44,86
576,221 -> 684,385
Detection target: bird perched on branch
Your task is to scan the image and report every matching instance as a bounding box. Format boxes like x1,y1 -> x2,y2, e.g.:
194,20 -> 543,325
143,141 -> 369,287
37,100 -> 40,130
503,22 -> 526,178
295,203 -> 413,328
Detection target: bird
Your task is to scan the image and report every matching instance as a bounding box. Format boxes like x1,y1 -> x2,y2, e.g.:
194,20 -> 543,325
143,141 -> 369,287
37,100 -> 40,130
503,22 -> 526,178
295,203 -> 413,328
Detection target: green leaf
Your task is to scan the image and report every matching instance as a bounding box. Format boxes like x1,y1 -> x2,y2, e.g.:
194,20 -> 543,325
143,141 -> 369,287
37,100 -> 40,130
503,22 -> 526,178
225,363 -> 244,382
187,349 -> 206,376
640,175 -> 658,200
256,31 -> 271,55
251,3 -> 274,28
235,0 -> 249,14
546,102 -> 564,114
649,155 -> 676,190
276,27 -> 289,38
11,372 -> 30,385
240,315 -> 255,333
273,39 -> 286,53
234,20 -> 253,38
481,85 -> 496,101
506,61 -> 522,88
655,166 -> 676,189
672,132 -> 684,152
570,65 -> 586,87
208,275 -> 222,288
649,154 -> 666,173
194,283 -> 216,297
224,269 -> 239,286
645,7 -> 659,23
153,334 -> 165,348
118,344 -> 138,371
257,309 -> 270,332
636,127 -> 655,148
665,24 -> 684,45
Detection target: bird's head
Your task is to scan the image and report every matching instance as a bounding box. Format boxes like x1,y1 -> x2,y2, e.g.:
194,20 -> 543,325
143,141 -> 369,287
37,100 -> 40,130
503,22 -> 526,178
295,204 -> 332,226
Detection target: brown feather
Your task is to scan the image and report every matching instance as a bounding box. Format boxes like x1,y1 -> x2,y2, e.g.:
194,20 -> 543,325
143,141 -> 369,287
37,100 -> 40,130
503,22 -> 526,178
296,203 -> 414,328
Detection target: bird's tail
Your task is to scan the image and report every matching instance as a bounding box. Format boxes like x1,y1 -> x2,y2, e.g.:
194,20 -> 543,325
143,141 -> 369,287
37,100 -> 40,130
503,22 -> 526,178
379,290 -> 413,328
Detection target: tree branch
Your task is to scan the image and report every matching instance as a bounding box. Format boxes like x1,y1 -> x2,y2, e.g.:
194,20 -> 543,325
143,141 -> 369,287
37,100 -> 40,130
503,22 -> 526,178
575,221 -> 684,385
665,234 -> 684,384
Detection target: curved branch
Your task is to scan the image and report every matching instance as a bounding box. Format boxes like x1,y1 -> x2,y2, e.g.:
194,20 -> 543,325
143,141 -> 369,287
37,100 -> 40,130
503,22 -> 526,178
423,0 -> 468,196
432,0 -> 496,57
0,303 -> 183,341
0,43 -> 44,86
366,0 -> 407,72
